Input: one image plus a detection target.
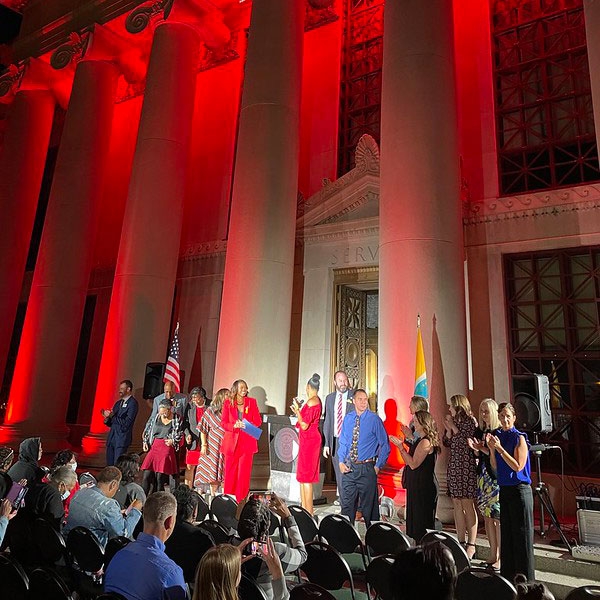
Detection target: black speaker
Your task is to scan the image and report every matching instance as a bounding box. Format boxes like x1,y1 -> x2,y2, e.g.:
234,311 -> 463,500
143,363 -> 165,399
512,373 -> 552,433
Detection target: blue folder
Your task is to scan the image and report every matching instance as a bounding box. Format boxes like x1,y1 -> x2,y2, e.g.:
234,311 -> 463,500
242,419 -> 262,440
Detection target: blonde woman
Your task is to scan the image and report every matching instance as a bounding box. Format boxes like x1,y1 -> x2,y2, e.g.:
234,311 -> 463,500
391,411 -> 440,543
443,394 -> 478,559
193,544 -> 241,600
468,399 -> 501,570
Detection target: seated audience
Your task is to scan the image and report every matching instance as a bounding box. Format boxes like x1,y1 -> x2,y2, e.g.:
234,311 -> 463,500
64,466 -> 142,547
7,437 -> 45,486
390,542 -> 457,600
23,465 -> 77,529
104,491 -> 187,600
0,446 -> 15,472
515,574 -> 555,600
0,473 -> 18,545
165,485 -> 214,583
236,493 -> 306,600
113,453 -> 146,509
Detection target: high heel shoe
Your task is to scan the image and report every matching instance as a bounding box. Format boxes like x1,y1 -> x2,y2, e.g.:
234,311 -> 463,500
465,542 -> 477,560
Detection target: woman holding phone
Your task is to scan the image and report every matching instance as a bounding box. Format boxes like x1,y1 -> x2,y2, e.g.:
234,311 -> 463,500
291,373 -> 322,514
221,380 -> 261,501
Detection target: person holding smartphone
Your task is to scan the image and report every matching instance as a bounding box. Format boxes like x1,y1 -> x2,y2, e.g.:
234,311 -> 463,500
0,473 -> 18,546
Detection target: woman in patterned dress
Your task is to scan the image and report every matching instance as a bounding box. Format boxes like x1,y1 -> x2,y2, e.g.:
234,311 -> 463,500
194,388 -> 227,496
443,394 -> 478,559
468,398 -> 501,570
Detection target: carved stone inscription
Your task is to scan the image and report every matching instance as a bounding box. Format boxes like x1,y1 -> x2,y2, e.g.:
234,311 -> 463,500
330,244 -> 379,266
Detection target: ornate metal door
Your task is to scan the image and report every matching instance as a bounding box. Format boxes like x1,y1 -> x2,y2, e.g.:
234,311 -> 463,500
336,285 -> 367,390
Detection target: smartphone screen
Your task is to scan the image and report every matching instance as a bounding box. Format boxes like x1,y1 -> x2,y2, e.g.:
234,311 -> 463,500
250,490 -> 272,505
6,482 -> 27,509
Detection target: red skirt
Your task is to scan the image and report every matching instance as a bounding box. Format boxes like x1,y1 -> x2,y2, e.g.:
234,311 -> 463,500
142,438 -> 178,475
186,449 -> 201,465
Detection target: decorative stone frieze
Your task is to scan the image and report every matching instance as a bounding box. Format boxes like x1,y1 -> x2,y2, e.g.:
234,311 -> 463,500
0,62 -> 25,98
50,31 -> 92,70
125,0 -> 174,34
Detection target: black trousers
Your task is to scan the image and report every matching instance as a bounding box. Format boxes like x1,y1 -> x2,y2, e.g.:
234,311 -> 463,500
500,483 -> 535,583
106,443 -> 128,467
340,463 -> 379,528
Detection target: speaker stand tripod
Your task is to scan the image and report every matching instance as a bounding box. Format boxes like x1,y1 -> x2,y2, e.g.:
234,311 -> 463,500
532,433 -> 571,550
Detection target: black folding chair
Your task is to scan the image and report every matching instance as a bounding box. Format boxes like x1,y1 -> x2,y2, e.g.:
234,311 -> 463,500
269,511 -> 285,543
196,495 -> 210,521
566,586 -> 600,600
28,567 -> 75,600
198,519 -> 232,544
301,541 -> 368,600
290,582 -> 338,600
66,527 -> 105,574
455,567 -> 517,600
103,536 -> 131,570
288,504 -> 319,543
95,594 -> 129,600
319,513 -> 368,571
365,521 -> 412,559
33,518 -> 67,566
210,494 -> 239,530
239,573 -> 269,600
0,552 -> 29,600
366,554 -> 395,600
420,530 -> 470,574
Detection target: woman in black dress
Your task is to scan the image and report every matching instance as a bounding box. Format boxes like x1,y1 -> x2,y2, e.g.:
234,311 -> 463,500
391,410 -> 440,543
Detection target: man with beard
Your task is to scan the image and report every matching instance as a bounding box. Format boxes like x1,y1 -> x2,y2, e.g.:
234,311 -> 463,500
102,379 -> 139,466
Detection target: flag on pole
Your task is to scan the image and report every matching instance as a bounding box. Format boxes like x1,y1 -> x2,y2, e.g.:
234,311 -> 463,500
414,315 -> 428,398
164,323 -> 181,393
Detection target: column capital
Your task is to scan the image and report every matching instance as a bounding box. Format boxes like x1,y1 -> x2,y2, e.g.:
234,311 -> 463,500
125,0 -> 174,35
0,62 -> 25,102
305,0 -> 339,32
50,31 -> 92,70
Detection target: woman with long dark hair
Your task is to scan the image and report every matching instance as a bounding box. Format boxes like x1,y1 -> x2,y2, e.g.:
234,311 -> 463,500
488,402 -> 535,582
221,380 -> 261,501
391,410 -> 440,542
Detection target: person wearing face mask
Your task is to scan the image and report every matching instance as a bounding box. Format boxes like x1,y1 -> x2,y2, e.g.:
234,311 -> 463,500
16,465 -> 77,531
47,449 -> 80,519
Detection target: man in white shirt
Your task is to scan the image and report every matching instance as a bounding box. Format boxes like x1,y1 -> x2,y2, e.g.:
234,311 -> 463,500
322,370 -> 355,500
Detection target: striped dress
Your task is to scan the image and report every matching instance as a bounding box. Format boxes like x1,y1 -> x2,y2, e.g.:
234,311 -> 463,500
194,407 -> 225,485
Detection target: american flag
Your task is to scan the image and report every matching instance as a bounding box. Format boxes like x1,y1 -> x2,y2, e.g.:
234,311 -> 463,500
164,323 -> 181,393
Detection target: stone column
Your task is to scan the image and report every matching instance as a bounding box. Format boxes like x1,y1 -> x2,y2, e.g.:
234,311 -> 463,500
213,0 -> 305,415
82,23 -> 200,464
378,0 -> 468,522
0,90 -> 54,384
584,0 -> 600,152
0,61 -> 118,449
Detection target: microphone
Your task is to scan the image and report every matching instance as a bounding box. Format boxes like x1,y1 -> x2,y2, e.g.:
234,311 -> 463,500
530,443 -> 561,453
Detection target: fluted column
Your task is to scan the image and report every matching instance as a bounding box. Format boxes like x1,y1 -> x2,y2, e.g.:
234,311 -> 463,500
0,61 -> 118,449
0,90 -> 54,384
82,23 -> 200,464
213,0 -> 305,415
584,1 -> 600,151
378,0 -> 467,522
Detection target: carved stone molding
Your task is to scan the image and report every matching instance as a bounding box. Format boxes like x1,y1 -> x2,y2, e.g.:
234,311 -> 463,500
319,189 -> 378,225
198,30 -> 240,72
0,62 -> 25,98
125,0 -> 174,34
464,184 -> 600,219
180,240 -> 227,261
50,31 -> 92,70
463,197 -> 600,227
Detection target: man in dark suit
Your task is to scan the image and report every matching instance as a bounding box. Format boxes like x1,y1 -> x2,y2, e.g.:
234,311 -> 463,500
322,370 -> 355,500
103,379 -> 139,466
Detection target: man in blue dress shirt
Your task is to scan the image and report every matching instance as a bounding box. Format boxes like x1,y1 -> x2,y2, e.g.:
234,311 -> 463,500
104,491 -> 187,600
338,389 -> 390,528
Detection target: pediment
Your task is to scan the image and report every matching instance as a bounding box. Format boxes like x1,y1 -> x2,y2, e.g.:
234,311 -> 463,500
298,134 -> 380,228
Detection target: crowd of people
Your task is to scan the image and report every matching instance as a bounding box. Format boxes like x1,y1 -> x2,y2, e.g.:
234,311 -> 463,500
0,370 -> 546,598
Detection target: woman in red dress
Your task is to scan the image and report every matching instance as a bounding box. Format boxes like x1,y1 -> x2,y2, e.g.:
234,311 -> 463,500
291,373 -> 322,514
221,379 -> 261,501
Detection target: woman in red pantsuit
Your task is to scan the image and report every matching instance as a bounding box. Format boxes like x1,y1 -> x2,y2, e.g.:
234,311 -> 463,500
221,379 -> 261,501
291,373 -> 322,514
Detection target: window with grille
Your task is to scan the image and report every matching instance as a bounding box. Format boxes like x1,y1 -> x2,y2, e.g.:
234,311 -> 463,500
492,0 -> 600,195
505,247 -> 600,475
337,0 -> 384,176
